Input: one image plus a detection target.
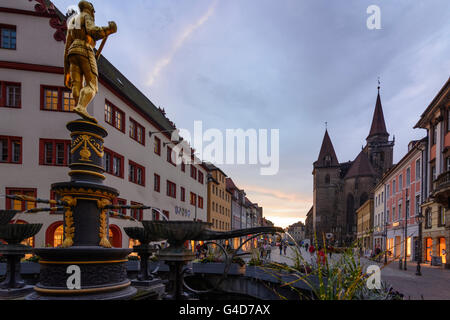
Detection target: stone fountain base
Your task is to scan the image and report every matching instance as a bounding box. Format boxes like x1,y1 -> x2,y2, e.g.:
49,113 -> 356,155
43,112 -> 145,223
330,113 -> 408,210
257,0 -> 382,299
0,244 -> 35,299
26,246 -> 137,300
0,286 -> 35,300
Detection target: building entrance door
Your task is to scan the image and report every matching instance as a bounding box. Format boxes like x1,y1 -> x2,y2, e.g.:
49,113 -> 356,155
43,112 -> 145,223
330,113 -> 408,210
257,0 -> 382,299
426,238 -> 432,262
394,236 -> 401,258
439,237 -> 446,264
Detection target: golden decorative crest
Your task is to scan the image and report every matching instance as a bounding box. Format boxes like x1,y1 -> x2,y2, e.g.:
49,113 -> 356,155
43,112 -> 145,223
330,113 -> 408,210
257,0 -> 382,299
71,134 -> 104,162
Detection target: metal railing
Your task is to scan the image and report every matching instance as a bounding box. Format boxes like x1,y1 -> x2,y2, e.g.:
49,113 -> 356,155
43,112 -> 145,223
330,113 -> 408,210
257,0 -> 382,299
434,170 -> 450,192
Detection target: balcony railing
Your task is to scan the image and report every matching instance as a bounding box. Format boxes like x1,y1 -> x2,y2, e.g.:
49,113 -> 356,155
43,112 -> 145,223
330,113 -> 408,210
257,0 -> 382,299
434,170 -> 450,192
432,171 -> 450,208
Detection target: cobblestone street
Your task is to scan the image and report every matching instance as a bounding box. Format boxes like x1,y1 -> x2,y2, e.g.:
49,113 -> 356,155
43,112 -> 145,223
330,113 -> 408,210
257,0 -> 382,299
268,245 -> 450,300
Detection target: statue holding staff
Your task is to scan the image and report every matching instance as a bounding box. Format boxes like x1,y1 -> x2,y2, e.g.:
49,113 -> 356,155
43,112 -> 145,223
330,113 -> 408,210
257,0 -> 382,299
64,1 -> 117,123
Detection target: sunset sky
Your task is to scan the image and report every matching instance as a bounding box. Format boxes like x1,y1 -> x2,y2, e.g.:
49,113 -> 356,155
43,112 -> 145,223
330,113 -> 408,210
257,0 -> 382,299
53,0 -> 450,228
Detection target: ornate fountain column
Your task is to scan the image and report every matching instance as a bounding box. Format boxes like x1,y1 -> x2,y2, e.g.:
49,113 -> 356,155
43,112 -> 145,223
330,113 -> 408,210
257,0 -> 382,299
26,120 -> 136,300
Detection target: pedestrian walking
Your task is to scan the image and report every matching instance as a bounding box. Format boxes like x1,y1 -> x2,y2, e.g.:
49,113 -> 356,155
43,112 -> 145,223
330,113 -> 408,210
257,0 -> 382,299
283,242 -> 287,255
317,246 -> 326,266
267,243 -> 272,259
279,242 -> 283,255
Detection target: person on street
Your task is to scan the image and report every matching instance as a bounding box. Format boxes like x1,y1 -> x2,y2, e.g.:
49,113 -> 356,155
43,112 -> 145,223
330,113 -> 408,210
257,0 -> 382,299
317,246 -> 326,265
328,245 -> 333,259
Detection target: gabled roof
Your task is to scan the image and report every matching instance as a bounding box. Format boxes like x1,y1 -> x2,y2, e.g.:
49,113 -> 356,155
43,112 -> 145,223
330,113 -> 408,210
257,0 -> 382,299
315,130 -> 339,167
344,151 -> 376,179
367,90 -> 389,139
226,178 -> 238,190
203,162 -> 228,177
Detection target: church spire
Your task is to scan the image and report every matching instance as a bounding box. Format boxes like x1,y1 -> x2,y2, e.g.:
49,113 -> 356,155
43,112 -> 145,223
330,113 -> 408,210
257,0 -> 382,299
367,82 -> 389,140
316,129 -> 339,167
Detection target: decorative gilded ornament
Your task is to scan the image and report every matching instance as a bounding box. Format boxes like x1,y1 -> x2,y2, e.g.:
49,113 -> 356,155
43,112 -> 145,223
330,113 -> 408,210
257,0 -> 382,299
61,196 -> 77,248
97,199 -> 112,248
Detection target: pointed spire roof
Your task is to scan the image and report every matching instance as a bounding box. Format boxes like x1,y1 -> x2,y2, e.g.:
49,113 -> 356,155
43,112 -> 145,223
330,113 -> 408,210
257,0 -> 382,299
316,130 -> 339,167
344,151 -> 376,179
367,89 -> 389,139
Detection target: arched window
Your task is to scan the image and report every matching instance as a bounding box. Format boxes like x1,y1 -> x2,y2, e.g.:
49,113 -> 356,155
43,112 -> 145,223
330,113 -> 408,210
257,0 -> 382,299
109,224 -> 122,248
45,221 -> 64,247
325,174 -> 330,184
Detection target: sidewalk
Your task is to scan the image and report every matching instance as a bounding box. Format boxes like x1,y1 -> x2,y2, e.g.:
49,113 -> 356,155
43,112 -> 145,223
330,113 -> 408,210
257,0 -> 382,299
367,259 -> 450,300
268,246 -> 450,300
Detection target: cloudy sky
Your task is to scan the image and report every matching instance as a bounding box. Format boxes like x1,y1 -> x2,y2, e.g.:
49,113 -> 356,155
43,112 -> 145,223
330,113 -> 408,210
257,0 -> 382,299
53,0 -> 450,228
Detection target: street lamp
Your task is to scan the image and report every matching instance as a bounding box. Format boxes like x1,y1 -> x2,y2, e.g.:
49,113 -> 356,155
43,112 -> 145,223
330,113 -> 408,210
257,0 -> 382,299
415,212 -> 424,276
384,212 -> 388,264
403,210 -> 408,271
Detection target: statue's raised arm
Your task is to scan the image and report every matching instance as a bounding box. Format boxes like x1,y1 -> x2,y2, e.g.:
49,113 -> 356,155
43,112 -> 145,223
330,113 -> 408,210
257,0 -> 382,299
64,1 -> 117,123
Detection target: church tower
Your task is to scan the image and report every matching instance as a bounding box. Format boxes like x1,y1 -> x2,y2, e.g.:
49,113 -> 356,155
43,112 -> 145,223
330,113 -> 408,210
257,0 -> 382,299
312,129 -> 343,239
365,86 -> 394,179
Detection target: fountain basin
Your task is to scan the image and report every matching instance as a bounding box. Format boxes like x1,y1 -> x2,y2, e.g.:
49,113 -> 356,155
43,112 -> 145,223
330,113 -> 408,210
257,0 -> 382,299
0,210 -> 20,226
0,224 -> 42,244
141,221 -> 212,246
124,227 -> 161,244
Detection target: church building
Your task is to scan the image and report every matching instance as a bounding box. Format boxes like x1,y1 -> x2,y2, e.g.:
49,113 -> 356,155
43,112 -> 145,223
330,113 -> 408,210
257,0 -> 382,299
312,87 -> 394,245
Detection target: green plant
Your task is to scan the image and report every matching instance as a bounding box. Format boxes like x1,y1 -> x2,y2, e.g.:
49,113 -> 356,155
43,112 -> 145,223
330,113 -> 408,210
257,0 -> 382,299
272,233 -> 402,300
247,248 -> 263,266
231,256 -> 245,267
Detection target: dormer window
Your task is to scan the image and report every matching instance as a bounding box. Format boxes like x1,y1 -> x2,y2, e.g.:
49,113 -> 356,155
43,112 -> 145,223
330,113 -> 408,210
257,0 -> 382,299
324,155 -> 332,166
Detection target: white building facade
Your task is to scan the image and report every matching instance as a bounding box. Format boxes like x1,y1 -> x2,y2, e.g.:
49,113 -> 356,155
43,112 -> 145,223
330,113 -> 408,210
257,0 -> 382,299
0,0 -> 207,249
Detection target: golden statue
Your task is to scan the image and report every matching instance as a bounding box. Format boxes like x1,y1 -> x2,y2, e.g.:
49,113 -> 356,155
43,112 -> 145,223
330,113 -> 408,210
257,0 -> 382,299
64,1 -> 117,123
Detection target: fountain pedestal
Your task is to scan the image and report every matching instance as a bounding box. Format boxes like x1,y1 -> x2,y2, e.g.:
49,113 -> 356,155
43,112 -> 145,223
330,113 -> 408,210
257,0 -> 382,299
26,120 -> 136,300
0,212 -> 42,299
158,247 -> 195,300
0,244 -> 34,299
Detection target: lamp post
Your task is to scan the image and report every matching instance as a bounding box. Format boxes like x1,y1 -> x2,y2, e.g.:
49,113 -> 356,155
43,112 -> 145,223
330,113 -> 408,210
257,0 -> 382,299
403,215 -> 408,270
415,212 -> 424,276
384,212 -> 388,264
